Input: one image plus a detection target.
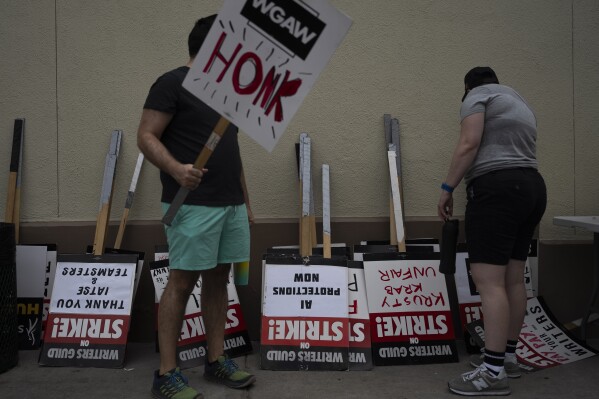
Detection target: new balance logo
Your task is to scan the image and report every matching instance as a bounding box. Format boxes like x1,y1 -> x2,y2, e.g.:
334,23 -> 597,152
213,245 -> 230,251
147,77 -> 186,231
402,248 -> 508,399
472,377 -> 490,391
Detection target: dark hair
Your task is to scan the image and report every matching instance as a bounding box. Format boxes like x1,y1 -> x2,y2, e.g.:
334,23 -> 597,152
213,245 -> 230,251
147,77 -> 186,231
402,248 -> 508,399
188,14 -> 217,58
462,67 -> 499,101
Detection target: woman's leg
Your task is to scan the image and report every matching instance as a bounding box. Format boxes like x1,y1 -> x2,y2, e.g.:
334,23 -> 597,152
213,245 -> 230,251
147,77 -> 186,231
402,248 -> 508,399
470,262 -> 509,353
505,258 -> 527,341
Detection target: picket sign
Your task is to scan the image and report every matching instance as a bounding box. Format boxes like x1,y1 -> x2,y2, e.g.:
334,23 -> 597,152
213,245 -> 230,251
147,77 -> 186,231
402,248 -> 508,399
467,297 -> 597,372
261,255 -> 349,371
299,133 -> 312,256
162,0 -> 352,224
363,252 -> 458,366
322,164 -> 331,258
39,254 -> 138,368
93,130 -> 122,255
114,153 -> 144,249
383,115 -> 395,244
387,150 -> 406,251
16,244 -> 47,350
347,260 -> 373,370
390,118 -> 406,245
383,114 -> 406,251
5,119 -> 24,242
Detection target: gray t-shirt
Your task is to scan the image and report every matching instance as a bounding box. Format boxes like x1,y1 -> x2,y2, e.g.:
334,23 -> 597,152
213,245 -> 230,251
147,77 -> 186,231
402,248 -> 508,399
460,84 -> 538,185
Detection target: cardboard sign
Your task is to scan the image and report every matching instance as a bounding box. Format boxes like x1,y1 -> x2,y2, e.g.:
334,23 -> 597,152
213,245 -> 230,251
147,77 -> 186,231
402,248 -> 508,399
17,297 -> 43,350
467,297 -> 597,372
39,254 -> 138,368
354,239 -> 439,261
363,252 -> 459,365
261,255 -> 349,370
16,245 -> 49,349
183,0 -> 352,152
347,261 -> 373,370
42,245 -> 58,335
149,257 -> 252,369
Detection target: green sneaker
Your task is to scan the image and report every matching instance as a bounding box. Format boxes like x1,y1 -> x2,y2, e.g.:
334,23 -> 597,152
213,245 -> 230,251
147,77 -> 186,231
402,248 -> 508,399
448,365 -> 510,396
470,353 -> 522,378
152,368 -> 203,399
203,355 -> 256,389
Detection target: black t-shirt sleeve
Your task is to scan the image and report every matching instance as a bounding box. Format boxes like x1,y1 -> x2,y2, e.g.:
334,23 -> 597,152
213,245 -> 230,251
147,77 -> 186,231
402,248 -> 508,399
144,73 -> 180,114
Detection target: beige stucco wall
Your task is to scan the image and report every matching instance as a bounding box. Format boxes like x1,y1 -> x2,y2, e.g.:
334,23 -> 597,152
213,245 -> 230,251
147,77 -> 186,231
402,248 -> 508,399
1,0 -> 597,240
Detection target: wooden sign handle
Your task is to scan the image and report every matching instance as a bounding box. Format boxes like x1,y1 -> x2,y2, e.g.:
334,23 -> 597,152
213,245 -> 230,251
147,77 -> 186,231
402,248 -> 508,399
5,119 -> 24,224
114,153 -> 145,249
162,117 -> 230,226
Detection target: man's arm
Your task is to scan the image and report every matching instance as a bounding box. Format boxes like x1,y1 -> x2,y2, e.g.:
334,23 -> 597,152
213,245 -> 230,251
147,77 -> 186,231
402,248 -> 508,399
137,108 -> 206,190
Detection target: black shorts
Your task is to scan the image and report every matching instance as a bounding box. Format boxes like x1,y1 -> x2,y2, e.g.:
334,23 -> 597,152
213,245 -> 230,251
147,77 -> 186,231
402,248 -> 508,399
465,168 -> 546,265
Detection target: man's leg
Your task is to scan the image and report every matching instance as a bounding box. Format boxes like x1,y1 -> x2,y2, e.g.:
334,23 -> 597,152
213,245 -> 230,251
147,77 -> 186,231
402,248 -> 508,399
158,269 -> 201,375
201,262 -> 256,389
201,263 -> 230,362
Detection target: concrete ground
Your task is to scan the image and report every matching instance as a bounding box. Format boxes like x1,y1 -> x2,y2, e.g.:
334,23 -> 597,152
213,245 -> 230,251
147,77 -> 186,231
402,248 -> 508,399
1,340 -> 598,399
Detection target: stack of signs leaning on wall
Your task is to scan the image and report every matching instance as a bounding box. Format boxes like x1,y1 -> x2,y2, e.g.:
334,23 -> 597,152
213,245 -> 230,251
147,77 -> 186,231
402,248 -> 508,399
363,252 -> 459,365
41,245 -> 58,339
16,244 -> 50,350
182,0 -> 352,153
467,297 -> 597,372
346,260 -> 373,370
261,255 -> 349,370
150,248 -> 252,369
39,253 -> 138,368
455,240 -> 537,353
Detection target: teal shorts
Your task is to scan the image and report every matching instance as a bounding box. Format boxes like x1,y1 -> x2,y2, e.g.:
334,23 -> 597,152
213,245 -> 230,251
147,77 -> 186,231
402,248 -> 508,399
161,203 -> 250,271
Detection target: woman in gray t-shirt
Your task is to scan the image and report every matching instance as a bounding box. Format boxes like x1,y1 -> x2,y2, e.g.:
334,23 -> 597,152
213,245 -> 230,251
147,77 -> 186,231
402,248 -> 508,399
438,67 -> 546,396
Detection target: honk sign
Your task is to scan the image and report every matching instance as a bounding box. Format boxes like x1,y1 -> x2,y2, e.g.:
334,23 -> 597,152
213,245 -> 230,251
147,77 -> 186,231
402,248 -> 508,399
183,0 -> 352,152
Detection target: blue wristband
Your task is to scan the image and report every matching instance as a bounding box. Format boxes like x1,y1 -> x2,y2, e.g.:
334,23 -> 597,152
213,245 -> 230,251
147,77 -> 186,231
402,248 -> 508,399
441,182 -> 454,193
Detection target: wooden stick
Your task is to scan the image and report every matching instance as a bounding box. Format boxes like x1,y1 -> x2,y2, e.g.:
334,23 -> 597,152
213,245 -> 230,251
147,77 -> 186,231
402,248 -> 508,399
114,153 -> 144,249
13,169 -> 22,243
383,114 -> 398,245
5,119 -> 24,225
93,130 -> 122,255
391,117 -> 407,223
388,150 -> 406,252
389,198 -> 397,245
322,164 -> 331,258
162,117 -> 229,226
13,121 -> 24,243
4,173 -> 17,223
309,153 -> 317,248
296,141 -> 303,252
299,133 -> 312,256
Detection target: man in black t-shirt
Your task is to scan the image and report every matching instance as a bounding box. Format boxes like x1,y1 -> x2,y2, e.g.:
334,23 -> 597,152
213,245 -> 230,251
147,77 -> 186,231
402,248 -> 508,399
138,15 -> 256,399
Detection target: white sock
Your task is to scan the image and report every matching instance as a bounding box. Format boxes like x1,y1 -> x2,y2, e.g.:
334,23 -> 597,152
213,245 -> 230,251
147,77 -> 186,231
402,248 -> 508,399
483,362 -> 504,376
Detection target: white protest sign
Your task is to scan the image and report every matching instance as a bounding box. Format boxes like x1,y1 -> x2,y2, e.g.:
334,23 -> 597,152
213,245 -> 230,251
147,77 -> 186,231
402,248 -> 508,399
50,261 -> 135,316
183,0 -> 352,152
